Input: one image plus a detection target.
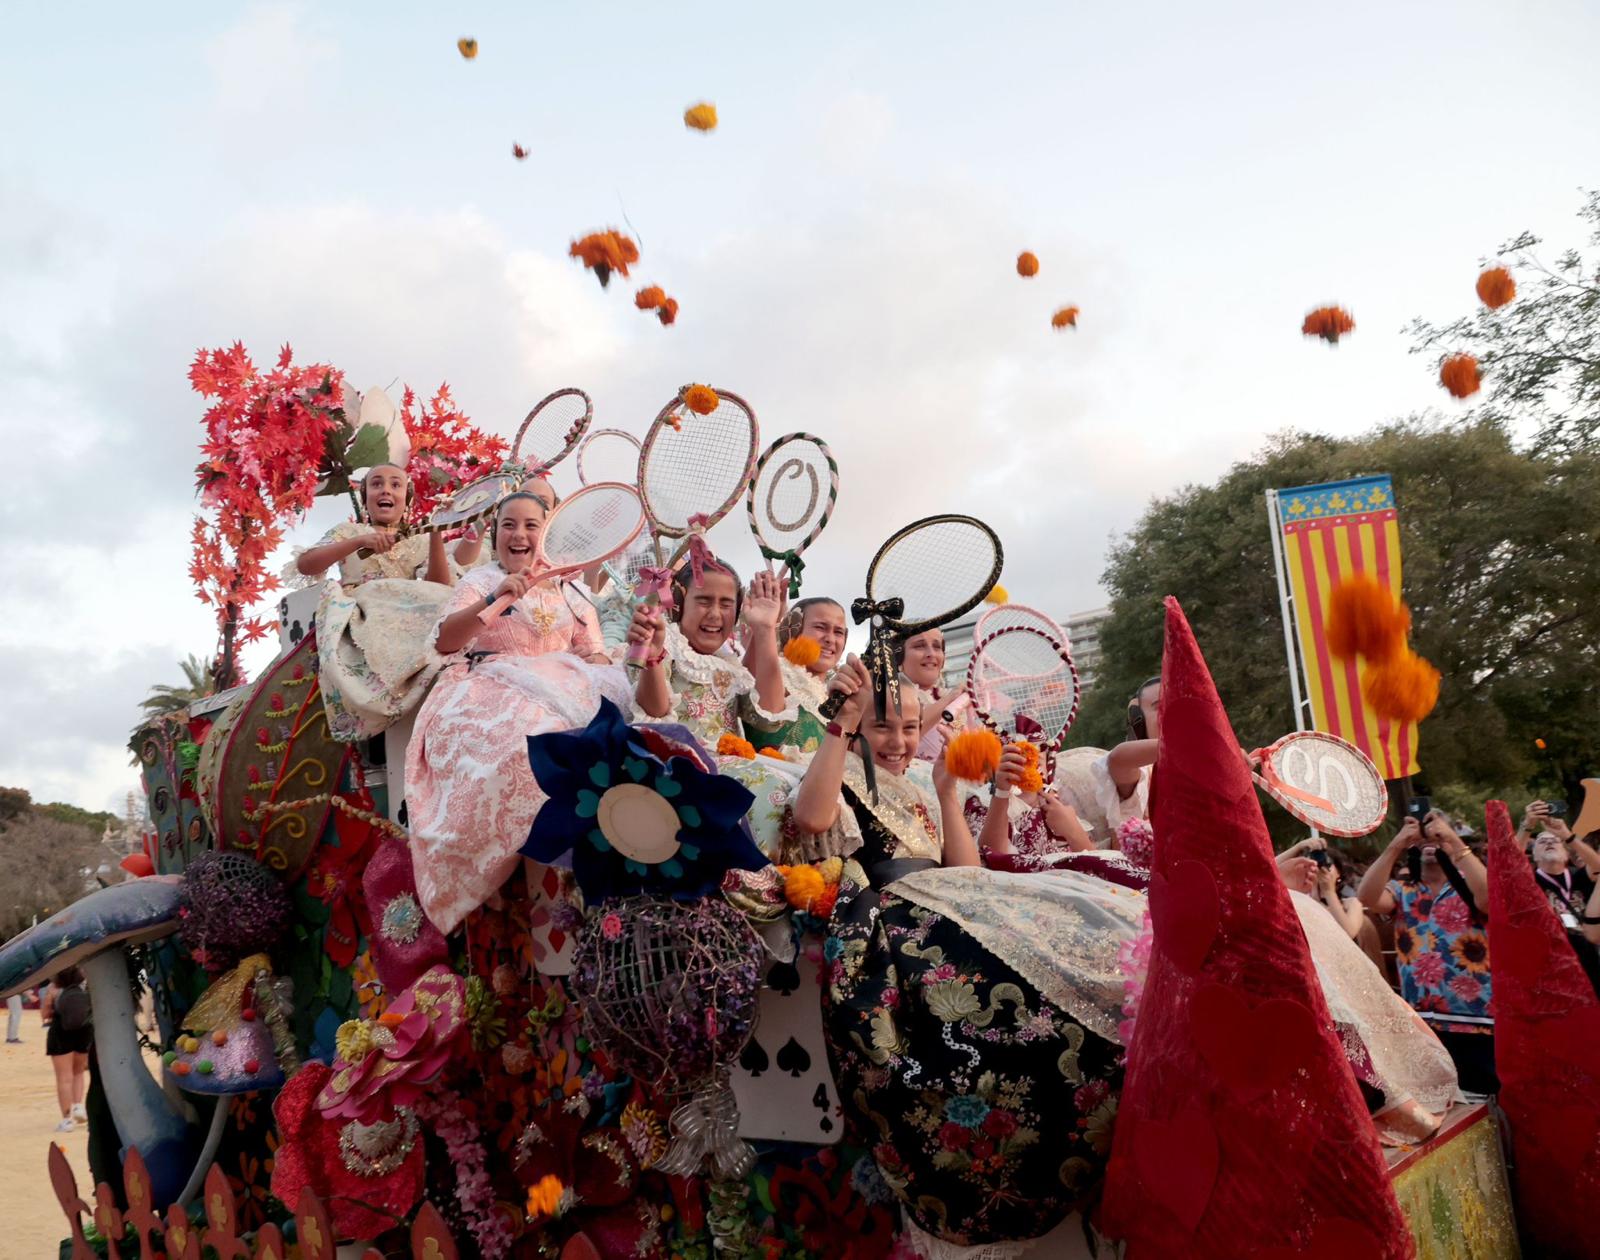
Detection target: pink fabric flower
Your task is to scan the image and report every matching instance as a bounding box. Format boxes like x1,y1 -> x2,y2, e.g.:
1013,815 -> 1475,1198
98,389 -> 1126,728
1448,973 -> 1483,1004
1411,950 -> 1447,988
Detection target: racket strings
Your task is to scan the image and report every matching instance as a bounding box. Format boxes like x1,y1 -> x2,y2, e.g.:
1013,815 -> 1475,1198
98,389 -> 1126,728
754,440 -> 831,548
869,520 -> 1000,626
972,633 -> 1078,745
540,486 -> 644,566
517,392 -> 592,468
641,399 -> 755,532
578,430 -> 642,486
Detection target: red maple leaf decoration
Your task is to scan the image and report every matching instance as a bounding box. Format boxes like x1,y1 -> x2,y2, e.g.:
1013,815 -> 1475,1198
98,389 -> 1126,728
397,384 -> 508,519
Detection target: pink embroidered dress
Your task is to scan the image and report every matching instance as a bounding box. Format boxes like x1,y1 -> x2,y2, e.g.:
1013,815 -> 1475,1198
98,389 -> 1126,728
405,565 -> 633,934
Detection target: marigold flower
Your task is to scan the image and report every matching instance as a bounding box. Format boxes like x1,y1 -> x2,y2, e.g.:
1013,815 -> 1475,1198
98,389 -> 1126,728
1301,306 -> 1355,344
525,1174 -> 565,1220
1051,306 -> 1079,329
781,864 -> 828,912
635,285 -> 667,311
681,384 -> 719,415
684,102 -> 718,132
1016,251 -> 1039,278
1439,354 -> 1481,399
782,636 -> 822,668
1361,649 -> 1440,723
657,296 -> 679,326
569,230 -> 639,288
1535,738 -> 1547,750
1475,266 -> 1516,310
985,584 -> 1009,605
757,746 -> 788,761
945,729 -> 1003,783
457,37 -> 478,59
717,733 -> 756,760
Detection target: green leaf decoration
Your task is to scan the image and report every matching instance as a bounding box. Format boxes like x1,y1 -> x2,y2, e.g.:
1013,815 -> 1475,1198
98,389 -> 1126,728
656,776 -> 682,799
588,763 -> 611,788
344,422 -> 392,470
576,789 -> 601,819
622,757 -> 649,782
677,805 -> 701,828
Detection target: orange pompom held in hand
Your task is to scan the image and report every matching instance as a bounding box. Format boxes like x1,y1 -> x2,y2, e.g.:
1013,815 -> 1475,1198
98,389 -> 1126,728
1440,354 -> 1481,399
783,636 -> 822,668
1015,740 -> 1044,794
1301,306 -> 1356,344
716,733 -> 756,760
1476,266 -> 1516,310
780,863 -> 828,913
1325,574 -> 1410,663
1361,649 -> 1440,723
681,384 -> 719,415
945,729 -> 1003,783
1016,251 -> 1040,277
1051,306 -> 1079,329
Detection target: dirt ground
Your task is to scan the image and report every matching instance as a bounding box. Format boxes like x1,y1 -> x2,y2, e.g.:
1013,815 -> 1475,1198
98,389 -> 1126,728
0,1008 -> 94,1258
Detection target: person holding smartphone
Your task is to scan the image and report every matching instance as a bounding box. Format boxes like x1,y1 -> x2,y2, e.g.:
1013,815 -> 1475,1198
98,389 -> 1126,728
1357,810 -> 1496,1094
1523,800 -> 1600,997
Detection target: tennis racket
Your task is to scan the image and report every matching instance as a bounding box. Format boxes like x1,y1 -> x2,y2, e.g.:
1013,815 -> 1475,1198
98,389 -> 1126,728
577,427 -> 642,486
511,387 -> 593,476
746,432 -> 839,597
476,482 -> 647,622
973,602 -> 1066,646
354,470 -> 521,559
822,514 -> 1003,722
966,625 -> 1080,777
626,385 -> 760,666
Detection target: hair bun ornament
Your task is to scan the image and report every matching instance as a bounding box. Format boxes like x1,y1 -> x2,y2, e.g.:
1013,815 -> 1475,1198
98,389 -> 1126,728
945,729 -> 1003,783
1325,575 -> 1410,663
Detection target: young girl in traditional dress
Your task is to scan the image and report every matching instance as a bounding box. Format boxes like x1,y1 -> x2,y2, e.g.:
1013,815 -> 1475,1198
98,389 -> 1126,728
626,561 -> 791,748
404,493 -> 630,933
896,628 -> 964,761
744,596 -> 848,756
790,655 -> 1145,1249
291,464 -> 456,741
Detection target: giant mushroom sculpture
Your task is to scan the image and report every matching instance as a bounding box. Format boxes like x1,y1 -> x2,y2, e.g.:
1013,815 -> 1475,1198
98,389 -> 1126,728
0,877 -> 193,1205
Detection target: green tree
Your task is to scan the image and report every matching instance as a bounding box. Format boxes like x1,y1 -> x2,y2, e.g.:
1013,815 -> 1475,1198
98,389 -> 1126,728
35,801 -> 116,831
1408,188 -> 1600,456
1070,417 -> 1600,833
139,653 -> 217,720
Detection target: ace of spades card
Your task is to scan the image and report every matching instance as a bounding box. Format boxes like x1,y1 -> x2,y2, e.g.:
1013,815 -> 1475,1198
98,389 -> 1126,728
525,859 -> 576,976
733,926 -> 842,1145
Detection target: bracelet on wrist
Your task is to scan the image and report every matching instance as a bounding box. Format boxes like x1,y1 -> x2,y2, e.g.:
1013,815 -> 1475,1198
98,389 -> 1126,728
645,648 -> 667,668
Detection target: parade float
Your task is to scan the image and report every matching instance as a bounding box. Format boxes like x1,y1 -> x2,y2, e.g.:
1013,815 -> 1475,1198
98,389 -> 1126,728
0,345 -> 1531,1259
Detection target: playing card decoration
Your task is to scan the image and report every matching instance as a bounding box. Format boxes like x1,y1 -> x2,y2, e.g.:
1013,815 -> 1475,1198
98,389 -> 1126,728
524,699 -> 766,904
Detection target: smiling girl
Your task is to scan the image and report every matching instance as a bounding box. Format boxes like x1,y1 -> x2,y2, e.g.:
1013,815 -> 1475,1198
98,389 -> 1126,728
289,463 -> 457,740
404,493 -> 631,932
744,595 -> 849,755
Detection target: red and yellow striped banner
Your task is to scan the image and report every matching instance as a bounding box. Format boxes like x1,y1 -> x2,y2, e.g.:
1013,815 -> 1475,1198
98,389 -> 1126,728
1276,475 -> 1418,779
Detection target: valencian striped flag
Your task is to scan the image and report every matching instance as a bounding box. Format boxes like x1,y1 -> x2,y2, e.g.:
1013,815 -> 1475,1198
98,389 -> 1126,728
1275,474 -> 1418,779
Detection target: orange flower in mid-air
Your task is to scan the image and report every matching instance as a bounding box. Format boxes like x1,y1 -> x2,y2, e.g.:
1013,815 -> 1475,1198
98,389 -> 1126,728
684,103 -> 718,132
511,143 -> 529,160
1016,251 -> 1040,277
1301,306 -> 1355,344
568,230 -> 639,288
656,297 -> 679,326
681,384 -> 719,415
457,37 -> 478,59
1439,354 -> 1481,399
1476,266 -> 1516,310
1051,306 -> 1079,329
635,286 -> 666,310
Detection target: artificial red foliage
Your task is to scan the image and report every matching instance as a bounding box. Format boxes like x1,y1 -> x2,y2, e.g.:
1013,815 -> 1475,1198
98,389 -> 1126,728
397,384 -> 509,519
1100,597 -> 1410,1259
1486,798 -> 1600,1259
188,342 -> 346,687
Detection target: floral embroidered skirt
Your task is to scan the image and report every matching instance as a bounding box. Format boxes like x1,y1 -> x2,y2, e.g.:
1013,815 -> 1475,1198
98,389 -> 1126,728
317,577 -> 456,741
821,864 -> 1124,1247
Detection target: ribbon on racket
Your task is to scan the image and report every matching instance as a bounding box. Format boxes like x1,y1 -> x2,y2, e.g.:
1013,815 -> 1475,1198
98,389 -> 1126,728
681,512 -> 717,586
1248,748 -> 1335,813
849,595 -> 905,626
759,545 -> 805,598
635,566 -> 677,613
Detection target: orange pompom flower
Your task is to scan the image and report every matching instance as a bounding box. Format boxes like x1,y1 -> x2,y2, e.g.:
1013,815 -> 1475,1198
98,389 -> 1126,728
1015,740 -> 1044,794
1016,251 -> 1040,278
783,636 -> 822,668
1325,575 -> 1409,663
1476,266 -> 1516,310
757,746 -> 789,761
945,729 -> 1003,783
657,297 -> 679,326
681,384 -> 719,415
635,286 -> 667,310
1301,306 -> 1356,345
781,864 -> 827,913
684,103 -> 718,132
1535,738 -> 1547,750
985,584 -> 1009,605
1361,649 -> 1440,723
569,230 -> 639,288
1440,354 -> 1481,399
717,733 -> 756,760
1051,306 -> 1079,329
457,37 -> 478,59
526,1174 -> 566,1220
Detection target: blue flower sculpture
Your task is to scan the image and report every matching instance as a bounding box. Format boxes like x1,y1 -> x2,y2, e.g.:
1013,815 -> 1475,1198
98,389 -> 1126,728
524,698 -> 766,904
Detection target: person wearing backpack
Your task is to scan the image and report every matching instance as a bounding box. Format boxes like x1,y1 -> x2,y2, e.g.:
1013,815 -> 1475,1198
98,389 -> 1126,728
43,966 -> 92,1132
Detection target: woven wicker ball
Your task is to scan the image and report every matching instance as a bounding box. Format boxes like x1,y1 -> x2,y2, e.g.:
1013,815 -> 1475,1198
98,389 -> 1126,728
570,896 -> 763,1088
178,850 -> 291,968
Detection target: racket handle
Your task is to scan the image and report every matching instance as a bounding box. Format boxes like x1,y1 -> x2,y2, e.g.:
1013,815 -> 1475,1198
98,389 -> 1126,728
818,691 -> 845,721
477,591 -> 517,623
625,636 -> 653,668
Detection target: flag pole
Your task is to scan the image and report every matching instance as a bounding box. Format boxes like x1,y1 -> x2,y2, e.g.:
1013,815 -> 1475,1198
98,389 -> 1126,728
1265,490 -> 1311,733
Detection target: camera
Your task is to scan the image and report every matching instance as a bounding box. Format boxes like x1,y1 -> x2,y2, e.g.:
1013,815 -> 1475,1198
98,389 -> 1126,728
1547,800 -> 1567,818
1405,795 -> 1432,821
1310,848 -> 1332,869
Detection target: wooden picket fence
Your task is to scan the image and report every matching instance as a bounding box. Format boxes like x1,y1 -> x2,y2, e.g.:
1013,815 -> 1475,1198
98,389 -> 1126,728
49,1145 -> 458,1260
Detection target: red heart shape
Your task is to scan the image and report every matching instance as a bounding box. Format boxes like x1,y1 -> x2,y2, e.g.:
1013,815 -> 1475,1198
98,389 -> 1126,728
1493,923 -> 1551,976
1192,984 -> 1323,1097
1253,1218 -> 1378,1260
1150,859 -> 1220,974
1132,1104 -> 1219,1232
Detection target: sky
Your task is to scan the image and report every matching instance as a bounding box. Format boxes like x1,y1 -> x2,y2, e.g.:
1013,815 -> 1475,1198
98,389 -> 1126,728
2,1 -> 1598,813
